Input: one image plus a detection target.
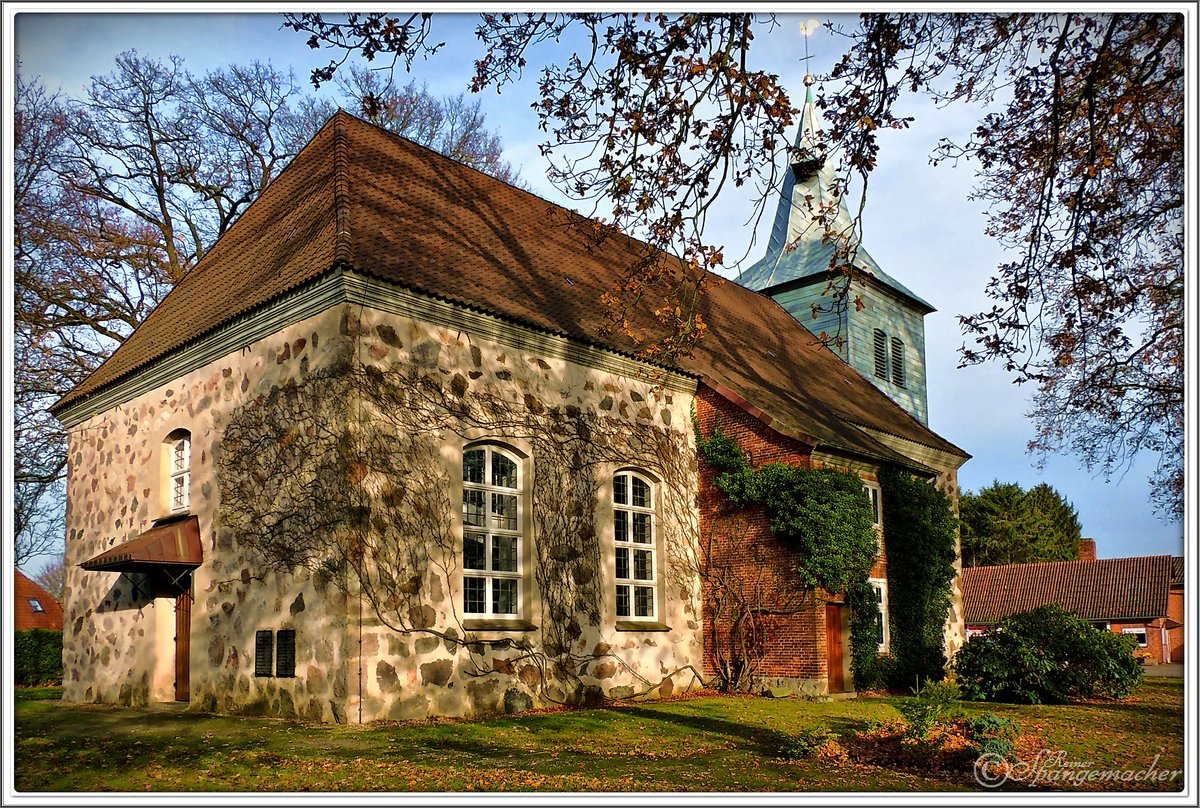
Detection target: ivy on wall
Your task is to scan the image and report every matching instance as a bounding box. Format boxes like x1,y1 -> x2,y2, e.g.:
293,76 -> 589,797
879,466 -> 959,691
215,313 -> 705,708
696,423 -> 880,688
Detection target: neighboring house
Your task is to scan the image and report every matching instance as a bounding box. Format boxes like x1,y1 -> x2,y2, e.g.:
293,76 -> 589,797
15,570 -> 64,631
961,551 -> 1181,664
52,101 -> 968,721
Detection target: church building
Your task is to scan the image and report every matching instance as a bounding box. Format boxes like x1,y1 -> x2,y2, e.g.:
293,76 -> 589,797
53,93 -> 967,721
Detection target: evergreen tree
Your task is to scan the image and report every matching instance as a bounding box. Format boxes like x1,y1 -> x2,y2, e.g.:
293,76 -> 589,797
960,481 -> 1082,567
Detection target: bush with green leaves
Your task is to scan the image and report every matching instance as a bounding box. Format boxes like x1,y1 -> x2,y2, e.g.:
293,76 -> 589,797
896,678 -> 963,741
774,723 -> 840,760
965,712 -> 1021,759
953,604 -> 1143,704
14,629 -> 63,687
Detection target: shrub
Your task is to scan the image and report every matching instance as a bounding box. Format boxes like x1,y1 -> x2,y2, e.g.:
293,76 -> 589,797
896,678 -> 963,741
14,629 -> 64,687
953,604 -> 1143,704
775,723 -> 840,760
965,712 -> 1021,760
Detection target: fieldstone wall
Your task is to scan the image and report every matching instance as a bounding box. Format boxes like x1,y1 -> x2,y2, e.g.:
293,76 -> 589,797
62,306 -> 355,718
939,468 -> 968,658
63,297 -> 704,722
217,303 -> 704,720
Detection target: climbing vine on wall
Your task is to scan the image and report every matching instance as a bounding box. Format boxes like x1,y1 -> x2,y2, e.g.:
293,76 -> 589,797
879,465 -> 958,691
696,423 -> 879,689
215,310 -> 704,708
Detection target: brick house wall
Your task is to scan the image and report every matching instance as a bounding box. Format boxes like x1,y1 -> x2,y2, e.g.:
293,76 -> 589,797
1108,619 -> 1167,665
1168,584 -> 1184,663
697,385 -> 884,695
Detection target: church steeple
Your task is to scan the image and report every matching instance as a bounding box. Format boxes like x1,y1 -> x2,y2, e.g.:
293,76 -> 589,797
738,73 -> 935,425
757,74 -> 862,265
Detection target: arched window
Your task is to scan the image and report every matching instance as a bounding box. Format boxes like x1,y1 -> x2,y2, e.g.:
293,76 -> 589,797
890,337 -> 907,387
613,470 -> 657,620
166,430 -> 191,514
872,329 -> 888,380
461,444 -> 522,616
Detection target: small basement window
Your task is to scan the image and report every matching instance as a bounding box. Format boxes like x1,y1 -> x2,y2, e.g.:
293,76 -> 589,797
255,629 -> 297,678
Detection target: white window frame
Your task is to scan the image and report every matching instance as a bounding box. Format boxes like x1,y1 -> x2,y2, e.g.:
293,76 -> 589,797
863,481 -> 883,555
869,578 -> 890,652
863,482 -> 882,529
169,433 -> 191,514
1122,627 -> 1149,647
461,444 -> 524,618
613,470 -> 658,621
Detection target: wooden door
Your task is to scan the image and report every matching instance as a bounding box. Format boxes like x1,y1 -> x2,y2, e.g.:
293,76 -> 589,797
826,604 -> 845,693
174,588 -> 192,701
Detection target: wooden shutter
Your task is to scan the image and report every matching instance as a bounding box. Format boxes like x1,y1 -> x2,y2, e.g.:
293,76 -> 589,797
872,329 -> 888,379
276,629 -> 297,678
890,337 -> 906,387
254,630 -> 274,677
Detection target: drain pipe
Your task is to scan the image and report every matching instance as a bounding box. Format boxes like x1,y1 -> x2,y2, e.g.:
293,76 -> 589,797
358,588 -> 364,724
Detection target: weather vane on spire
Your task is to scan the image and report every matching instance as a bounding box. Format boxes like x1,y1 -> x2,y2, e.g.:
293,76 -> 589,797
798,17 -> 821,82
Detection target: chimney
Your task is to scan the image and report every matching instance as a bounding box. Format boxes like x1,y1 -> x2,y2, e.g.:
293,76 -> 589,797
1078,538 -> 1097,562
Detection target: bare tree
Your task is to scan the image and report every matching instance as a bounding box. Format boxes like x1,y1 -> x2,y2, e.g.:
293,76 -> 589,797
33,557 -> 67,602
13,51 -> 539,563
333,64 -> 521,184
14,56 -> 317,563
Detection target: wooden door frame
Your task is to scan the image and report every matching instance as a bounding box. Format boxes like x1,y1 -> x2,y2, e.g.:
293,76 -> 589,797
174,579 -> 193,702
825,603 -> 845,694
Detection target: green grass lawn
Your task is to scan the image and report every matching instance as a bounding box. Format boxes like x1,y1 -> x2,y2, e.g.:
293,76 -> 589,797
13,680 -> 1183,793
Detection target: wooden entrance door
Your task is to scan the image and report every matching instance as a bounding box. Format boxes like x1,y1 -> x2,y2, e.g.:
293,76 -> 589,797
174,588 -> 192,701
826,604 -> 845,693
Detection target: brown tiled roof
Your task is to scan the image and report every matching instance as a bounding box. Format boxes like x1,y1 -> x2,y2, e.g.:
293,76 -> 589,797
53,112 -> 966,466
962,556 -> 1174,625
1171,557 -> 1184,585
15,570 -> 64,631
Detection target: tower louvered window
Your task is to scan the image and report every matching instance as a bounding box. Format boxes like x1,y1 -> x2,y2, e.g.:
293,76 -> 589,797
890,337 -> 907,387
872,329 -> 888,380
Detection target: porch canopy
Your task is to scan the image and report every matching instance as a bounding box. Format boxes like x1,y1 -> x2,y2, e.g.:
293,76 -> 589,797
80,515 -> 202,573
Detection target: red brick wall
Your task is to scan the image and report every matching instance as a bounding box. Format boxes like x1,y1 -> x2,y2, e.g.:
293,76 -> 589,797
1109,620 -> 1164,665
697,384 -> 875,685
1168,586 -> 1184,663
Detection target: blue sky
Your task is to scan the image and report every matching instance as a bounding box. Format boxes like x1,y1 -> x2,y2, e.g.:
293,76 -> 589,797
10,9 -> 1189,562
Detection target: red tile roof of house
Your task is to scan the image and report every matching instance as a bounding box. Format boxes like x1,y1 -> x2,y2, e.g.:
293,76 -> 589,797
1171,556 -> 1184,586
962,555 -> 1174,625
14,570 -> 64,631
52,112 -> 967,468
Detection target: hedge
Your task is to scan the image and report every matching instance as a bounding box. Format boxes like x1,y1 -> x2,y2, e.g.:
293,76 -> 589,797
15,629 -> 64,687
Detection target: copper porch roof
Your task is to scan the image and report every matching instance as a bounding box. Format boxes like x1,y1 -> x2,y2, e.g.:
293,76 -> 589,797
961,555 -> 1174,625
80,515 -> 203,572
52,112 -> 966,466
